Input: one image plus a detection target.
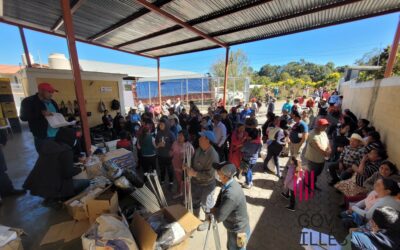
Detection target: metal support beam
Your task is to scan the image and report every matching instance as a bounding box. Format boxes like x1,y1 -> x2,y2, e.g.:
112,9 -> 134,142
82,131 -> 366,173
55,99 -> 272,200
384,16 -> 400,78
140,0 -> 362,54
89,0 -> 173,41
18,26 -> 31,67
116,0 -> 270,49
157,58 -> 161,105
0,17 -> 156,59
52,0 -> 86,31
222,47 -> 230,107
61,0 -> 91,154
134,0 -> 227,48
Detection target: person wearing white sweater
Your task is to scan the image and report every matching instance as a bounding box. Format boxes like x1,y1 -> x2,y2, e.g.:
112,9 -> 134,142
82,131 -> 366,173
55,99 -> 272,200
340,178 -> 400,227
352,178 -> 400,220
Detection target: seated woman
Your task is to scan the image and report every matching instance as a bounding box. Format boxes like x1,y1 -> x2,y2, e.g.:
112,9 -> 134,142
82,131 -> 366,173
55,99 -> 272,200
364,161 -> 400,192
116,130 -> 133,151
340,178 -> 400,228
23,128 -> 89,208
348,206 -> 400,250
353,148 -> 387,187
364,131 -> 385,152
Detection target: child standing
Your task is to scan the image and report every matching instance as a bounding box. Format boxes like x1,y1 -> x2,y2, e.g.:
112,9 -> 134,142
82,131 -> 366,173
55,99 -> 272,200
281,157 -> 303,211
240,128 -> 262,189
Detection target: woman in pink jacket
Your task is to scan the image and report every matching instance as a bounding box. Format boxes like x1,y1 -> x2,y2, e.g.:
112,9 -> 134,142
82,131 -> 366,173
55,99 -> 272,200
170,130 -> 194,199
228,123 -> 248,170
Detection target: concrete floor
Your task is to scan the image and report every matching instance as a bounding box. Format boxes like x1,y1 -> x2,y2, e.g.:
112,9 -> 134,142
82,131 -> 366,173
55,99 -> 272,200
0,104 -> 348,250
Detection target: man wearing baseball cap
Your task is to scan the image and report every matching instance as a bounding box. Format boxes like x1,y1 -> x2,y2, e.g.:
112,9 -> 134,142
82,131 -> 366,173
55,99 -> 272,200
304,118 -> 331,190
20,82 -> 59,152
183,130 -> 219,231
211,161 -> 250,250
327,133 -> 366,186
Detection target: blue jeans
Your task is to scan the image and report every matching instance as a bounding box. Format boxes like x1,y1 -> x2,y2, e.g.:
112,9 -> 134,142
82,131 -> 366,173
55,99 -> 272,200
227,225 -> 251,250
245,164 -> 255,185
350,232 -> 377,250
340,211 -> 364,227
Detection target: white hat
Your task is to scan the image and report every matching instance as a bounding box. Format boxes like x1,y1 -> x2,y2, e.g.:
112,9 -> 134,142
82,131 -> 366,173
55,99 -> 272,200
350,133 -> 363,142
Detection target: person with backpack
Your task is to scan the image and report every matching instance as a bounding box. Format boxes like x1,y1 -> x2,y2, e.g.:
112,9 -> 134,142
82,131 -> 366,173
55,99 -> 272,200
263,116 -> 287,178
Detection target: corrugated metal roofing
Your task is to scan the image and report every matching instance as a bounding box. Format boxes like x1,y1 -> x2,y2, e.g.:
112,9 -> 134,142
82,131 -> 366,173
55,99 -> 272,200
1,0 -> 399,58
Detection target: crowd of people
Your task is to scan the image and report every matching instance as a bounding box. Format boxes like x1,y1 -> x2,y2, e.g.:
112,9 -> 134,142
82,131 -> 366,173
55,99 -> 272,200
1,82 -> 399,250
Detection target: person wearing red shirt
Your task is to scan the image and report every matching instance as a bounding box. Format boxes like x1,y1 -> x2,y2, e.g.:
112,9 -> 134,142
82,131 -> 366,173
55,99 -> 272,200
306,98 -> 315,108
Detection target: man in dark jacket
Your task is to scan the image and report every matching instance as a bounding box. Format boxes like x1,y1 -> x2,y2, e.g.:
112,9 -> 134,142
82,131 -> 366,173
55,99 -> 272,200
185,130 -> 219,230
212,162 -> 250,250
0,130 -> 25,205
20,83 -> 60,152
23,128 -> 89,208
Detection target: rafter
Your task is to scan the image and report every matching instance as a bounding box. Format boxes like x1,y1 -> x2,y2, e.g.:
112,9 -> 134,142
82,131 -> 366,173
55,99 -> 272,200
51,0 -> 86,31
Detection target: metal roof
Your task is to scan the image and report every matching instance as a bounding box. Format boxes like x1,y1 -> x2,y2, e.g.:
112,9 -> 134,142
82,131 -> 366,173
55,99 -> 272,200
1,0 -> 399,58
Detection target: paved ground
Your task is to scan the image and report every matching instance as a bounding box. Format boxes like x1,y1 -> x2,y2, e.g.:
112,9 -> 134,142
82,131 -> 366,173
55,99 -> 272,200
0,102 -> 348,249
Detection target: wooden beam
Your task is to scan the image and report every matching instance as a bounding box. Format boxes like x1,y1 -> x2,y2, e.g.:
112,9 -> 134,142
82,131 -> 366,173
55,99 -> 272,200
134,0 -> 227,48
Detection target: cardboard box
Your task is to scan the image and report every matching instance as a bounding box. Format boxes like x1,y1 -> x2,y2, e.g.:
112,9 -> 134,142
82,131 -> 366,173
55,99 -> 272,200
131,205 -> 201,250
0,103 -> 17,118
0,81 -> 12,95
64,187 -> 105,221
86,188 -> 119,223
85,157 -> 103,179
40,220 -> 90,246
1,238 -> 23,250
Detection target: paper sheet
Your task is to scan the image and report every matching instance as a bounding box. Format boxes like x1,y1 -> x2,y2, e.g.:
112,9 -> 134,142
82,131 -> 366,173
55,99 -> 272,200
45,112 -> 76,128
40,220 -> 90,245
0,225 -> 17,247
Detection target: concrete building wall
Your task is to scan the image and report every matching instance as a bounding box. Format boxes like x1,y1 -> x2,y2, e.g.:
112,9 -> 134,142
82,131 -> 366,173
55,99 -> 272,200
341,76 -> 400,166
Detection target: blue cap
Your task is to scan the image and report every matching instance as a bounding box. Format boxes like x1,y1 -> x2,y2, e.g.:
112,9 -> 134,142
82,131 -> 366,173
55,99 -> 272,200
198,130 -> 216,144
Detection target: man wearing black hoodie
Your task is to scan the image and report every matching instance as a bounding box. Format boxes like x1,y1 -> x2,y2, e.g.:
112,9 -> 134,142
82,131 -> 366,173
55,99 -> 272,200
155,118 -> 176,187
23,128 -> 89,208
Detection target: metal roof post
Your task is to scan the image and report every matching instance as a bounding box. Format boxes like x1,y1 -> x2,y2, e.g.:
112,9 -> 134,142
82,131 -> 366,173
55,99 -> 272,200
223,47 -> 230,107
157,58 -> 162,105
18,27 -> 31,68
61,0 -> 91,155
384,16 -> 400,78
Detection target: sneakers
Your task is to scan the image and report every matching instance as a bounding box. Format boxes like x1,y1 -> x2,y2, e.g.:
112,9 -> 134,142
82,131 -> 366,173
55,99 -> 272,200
243,183 -> 253,189
281,192 -> 289,200
285,206 -> 295,212
197,221 -> 210,231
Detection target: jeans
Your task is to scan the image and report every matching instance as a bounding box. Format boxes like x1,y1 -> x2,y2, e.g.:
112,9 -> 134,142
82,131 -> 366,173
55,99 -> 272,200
245,164 -> 255,185
327,161 -> 353,183
158,156 -> 174,183
227,225 -> 251,250
340,211 -> 365,227
350,232 -> 377,250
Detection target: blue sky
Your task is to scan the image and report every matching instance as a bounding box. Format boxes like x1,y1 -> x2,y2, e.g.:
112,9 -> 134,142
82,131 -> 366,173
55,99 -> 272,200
0,12 -> 398,73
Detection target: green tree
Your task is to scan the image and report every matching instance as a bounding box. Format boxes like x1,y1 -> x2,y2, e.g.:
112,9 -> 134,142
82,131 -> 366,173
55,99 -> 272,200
210,49 -> 250,91
356,46 -> 400,81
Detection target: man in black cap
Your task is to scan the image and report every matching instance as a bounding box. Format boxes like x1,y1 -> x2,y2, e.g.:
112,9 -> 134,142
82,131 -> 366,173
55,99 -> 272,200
211,161 -> 250,250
